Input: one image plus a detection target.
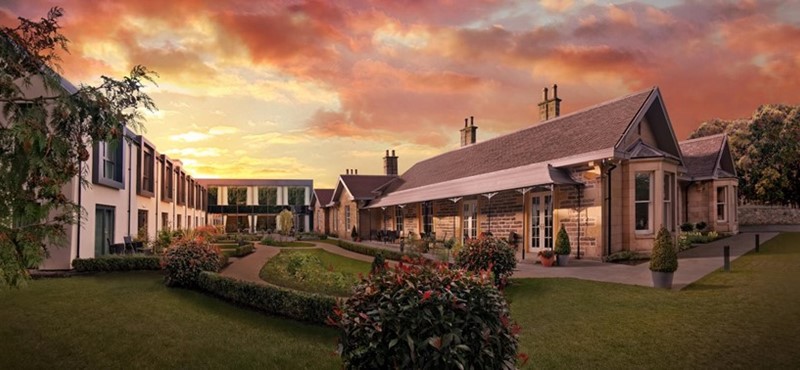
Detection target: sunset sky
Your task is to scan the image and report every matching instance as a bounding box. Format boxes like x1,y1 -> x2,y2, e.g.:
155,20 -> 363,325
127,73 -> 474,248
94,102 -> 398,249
2,0 -> 798,188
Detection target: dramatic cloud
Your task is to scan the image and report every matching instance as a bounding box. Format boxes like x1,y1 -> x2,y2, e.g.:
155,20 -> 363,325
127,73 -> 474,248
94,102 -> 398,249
2,0 -> 798,187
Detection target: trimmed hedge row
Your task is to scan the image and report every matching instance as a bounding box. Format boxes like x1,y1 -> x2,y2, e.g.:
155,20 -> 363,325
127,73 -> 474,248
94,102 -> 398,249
196,272 -> 338,325
72,255 -> 162,272
335,239 -> 418,261
222,244 -> 255,258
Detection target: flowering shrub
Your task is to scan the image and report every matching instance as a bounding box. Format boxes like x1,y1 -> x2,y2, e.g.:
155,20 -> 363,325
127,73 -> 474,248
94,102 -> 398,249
163,238 -> 224,287
678,231 -> 721,251
455,236 -> 517,286
334,261 -> 522,369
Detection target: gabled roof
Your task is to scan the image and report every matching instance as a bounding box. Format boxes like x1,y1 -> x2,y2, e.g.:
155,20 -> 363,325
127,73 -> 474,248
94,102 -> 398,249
679,134 -> 737,180
329,175 -> 397,205
627,139 -> 680,160
311,188 -> 334,208
384,87 -> 655,195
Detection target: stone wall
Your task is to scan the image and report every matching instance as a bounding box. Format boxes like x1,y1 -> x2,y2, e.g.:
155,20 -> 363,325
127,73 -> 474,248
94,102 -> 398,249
478,191 -> 524,240
433,199 -> 457,239
738,205 -> 800,225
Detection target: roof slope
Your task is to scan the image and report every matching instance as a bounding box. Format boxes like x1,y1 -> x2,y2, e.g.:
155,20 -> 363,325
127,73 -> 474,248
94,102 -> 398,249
390,88 -> 655,193
339,175 -> 397,200
312,188 -> 334,207
679,134 -> 726,179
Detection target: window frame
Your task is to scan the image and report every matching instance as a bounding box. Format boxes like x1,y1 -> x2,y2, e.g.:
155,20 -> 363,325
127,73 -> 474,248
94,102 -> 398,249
258,187 -> 278,206
92,137 -> 125,189
717,186 -> 727,222
228,187 -> 247,205
344,205 -> 351,232
137,140 -> 156,197
161,158 -> 174,202
395,206 -> 404,234
634,172 -> 653,234
663,172 -> 674,231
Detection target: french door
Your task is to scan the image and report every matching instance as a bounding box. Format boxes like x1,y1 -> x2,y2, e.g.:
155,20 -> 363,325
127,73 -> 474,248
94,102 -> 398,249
530,193 -> 553,253
462,200 -> 477,243
95,205 -> 115,257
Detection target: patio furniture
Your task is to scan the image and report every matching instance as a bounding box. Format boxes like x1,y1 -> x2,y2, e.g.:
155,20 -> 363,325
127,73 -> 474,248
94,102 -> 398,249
107,238 -> 124,255
123,236 -> 134,254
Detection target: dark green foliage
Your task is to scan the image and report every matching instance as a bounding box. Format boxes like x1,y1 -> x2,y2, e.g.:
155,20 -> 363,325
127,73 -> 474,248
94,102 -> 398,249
554,225 -> 571,255
370,252 -> 386,274
0,8 -> 157,287
680,222 -> 695,232
261,236 -> 278,246
649,227 -> 678,273
72,255 -> 161,272
196,272 -> 338,325
297,232 -> 327,240
335,262 -> 521,369
690,105 -> 800,206
335,239 -> 418,261
602,250 -> 648,263
695,221 -> 708,231
163,238 -> 223,287
222,244 -> 255,258
350,226 -> 358,240
455,236 -> 517,286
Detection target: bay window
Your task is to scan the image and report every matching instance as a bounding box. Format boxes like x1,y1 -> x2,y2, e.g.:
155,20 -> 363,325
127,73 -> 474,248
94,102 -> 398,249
635,172 -> 653,233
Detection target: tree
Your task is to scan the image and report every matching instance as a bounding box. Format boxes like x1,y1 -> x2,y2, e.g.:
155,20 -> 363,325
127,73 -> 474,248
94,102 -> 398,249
0,7 -> 157,288
690,105 -> 800,206
277,209 -> 294,235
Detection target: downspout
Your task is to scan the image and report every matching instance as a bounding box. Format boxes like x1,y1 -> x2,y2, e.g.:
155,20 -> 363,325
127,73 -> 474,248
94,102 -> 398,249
127,140 -> 132,237
576,184 -> 582,260
76,160 -> 82,259
605,161 -> 618,257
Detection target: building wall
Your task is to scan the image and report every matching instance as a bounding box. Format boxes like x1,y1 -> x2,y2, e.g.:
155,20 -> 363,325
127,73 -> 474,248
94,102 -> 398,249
619,158 -> 681,252
685,178 -> 738,233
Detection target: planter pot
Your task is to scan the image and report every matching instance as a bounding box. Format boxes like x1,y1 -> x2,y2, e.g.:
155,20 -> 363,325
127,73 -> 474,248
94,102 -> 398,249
539,256 -> 555,267
651,271 -> 674,289
557,254 -> 570,266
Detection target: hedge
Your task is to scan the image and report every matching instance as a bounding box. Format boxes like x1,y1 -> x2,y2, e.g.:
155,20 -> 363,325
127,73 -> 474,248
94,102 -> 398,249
72,255 -> 162,272
196,272 -> 338,325
222,244 -> 255,258
335,239 -> 418,261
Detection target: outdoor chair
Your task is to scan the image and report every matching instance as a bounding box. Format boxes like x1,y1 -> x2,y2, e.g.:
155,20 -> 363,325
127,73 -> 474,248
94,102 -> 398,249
123,236 -> 134,254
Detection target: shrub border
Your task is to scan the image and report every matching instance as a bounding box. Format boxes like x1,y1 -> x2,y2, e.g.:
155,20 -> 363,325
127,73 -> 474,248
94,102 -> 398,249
72,255 -> 162,272
331,239 -> 419,261
222,244 -> 255,258
196,272 -> 338,325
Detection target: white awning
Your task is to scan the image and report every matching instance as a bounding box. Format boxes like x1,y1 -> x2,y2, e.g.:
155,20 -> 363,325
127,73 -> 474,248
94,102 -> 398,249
367,163 -> 580,208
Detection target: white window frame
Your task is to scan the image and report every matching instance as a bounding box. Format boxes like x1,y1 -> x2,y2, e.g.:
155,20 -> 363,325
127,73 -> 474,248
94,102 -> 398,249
344,205 -> 351,232
663,172 -> 674,231
717,186 -> 727,222
634,172 -> 653,234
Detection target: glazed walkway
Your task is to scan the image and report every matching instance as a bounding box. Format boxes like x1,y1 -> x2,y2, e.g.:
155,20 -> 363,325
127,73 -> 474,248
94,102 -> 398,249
221,231 -> 781,290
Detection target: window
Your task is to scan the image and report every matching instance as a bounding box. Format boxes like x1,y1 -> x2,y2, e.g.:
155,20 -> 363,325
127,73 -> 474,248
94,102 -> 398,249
288,187 -> 306,206
717,186 -> 727,222
137,143 -> 155,196
162,212 -> 169,230
422,201 -> 434,236
395,206 -> 404,234
333,207 -> 339,232
208,187 -> 218,206
187,216 -> 191,229
177,172 -> 186,205
663,172 -> 674,231
162,160 -> 174,202
258,187 -> 277,205
635,172 -> 652,232
228,187 -> 247,205
94,205 -> 115,257
137,210 -> 148,237
93,138 -> 124,189
176,215 -> 182,230
345,205 -> 351,232
187,179 -> 194,208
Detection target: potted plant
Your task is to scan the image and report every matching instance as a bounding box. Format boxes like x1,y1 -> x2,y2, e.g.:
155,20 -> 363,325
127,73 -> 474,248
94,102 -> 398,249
538,249 -> 555,267
650,226 -> 678,289
554,224 -> 571,266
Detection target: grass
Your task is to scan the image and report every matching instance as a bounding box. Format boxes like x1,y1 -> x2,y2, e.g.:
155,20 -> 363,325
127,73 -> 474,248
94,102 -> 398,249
507,232 -> 800,369
260,249 -> 371,296
2,233 -> 798,369
0,271 -> 339,369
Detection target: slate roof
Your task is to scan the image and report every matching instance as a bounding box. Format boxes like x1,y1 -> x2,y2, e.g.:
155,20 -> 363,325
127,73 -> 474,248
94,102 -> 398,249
386,87 -> 656,193
312,189 -> 334,207
678,134 -> 726,179
337,175 -> 397,201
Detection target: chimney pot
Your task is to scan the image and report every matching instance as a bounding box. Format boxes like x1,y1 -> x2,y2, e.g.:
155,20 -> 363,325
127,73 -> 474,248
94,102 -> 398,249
470,116 -> 474,126
391,150 -> 395,156
355,169 -> 358,175
464,118 -> 468,127
543,87 -> 549,101
385,150 -> 389,156
553,84 -> 558,98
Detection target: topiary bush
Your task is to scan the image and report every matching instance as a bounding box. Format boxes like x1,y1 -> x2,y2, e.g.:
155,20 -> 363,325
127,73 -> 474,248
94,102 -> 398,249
679,222 -> 695,232
334,261 -> 522,369
695,221 -> 708,232
371,252 -> 386,274
455,236 -> 517,286
554,224 -> 571,255
163,238 -> 224,287
650,226 -> 678,273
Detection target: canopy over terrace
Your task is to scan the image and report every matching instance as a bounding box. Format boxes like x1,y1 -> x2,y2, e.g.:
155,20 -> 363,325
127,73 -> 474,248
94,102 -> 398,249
367,163 -> 581,209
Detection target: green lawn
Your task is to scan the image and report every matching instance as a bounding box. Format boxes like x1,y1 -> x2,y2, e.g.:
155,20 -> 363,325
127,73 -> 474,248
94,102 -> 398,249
2,233 -> 798,369
260,249 -> 371,296
507,232 -> 800,369
0,272 -> 339,369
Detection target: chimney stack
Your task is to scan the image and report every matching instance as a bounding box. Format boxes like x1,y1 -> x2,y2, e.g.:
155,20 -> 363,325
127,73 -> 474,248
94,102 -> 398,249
460,116 -> 478,147
383,149 -> 399,176
538,84 -> 562,122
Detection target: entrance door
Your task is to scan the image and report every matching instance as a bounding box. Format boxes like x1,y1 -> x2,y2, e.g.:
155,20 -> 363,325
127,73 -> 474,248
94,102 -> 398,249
95,205 -> 115,257
462,200 -> 477,243
530,193 -> 553,254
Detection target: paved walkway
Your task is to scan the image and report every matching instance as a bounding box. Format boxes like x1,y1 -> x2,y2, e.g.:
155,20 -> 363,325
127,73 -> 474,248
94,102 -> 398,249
514,231 -> 779,289
221,231 -> 784,290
